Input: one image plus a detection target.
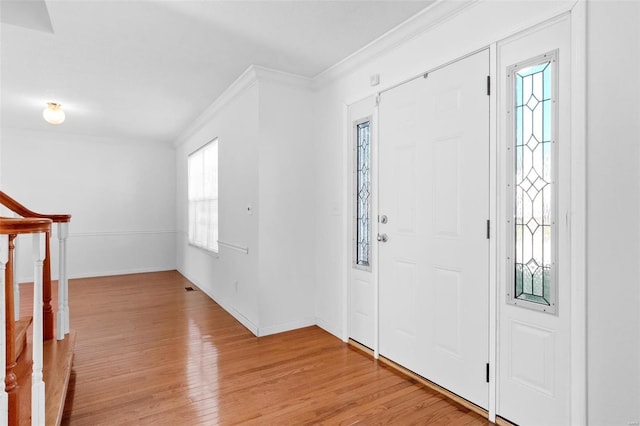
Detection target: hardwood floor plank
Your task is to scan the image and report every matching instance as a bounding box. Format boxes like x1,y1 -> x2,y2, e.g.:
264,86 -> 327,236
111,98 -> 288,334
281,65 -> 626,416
18,271 -> 491,425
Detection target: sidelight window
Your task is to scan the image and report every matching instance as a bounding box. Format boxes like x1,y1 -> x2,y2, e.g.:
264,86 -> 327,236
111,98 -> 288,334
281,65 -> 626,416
354,119 -> 371,268
508,51 -> 557,313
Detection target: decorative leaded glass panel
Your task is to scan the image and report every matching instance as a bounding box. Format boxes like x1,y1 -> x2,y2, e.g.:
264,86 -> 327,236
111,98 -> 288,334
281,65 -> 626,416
511,52 -> 556,312
356,120 -> 371,267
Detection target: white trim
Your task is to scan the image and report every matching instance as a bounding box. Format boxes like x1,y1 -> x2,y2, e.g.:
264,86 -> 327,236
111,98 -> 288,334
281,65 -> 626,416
258,318 -> 316,337
217,240 -> 248,254
16,266 -> 176,283
0,234 -> 8,426
181,272 -> 313,338
313,1 -> 577,91
66,266 -> 176,280
67,229 -> 177,238
488,41 -> 498,423
177,268 -> 259,336
187,242 -> 219,258
174,68 -> 257,148
315,316 -> 342,339
372,98 -> 380,360
341,102 -> 350,342
174,64 -> 311,148
569,1 -> 587,424
312,0 -> 479,87
252,65 -> 312,90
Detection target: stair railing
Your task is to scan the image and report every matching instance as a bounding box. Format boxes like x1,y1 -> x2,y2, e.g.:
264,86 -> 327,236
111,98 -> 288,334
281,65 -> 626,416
0,192 -> 71,341
1,217 -> 51,426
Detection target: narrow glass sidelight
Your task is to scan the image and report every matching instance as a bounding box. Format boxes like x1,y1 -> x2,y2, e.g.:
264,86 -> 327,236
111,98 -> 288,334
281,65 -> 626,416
355,119 -> 371,268
508,51 -> 557,313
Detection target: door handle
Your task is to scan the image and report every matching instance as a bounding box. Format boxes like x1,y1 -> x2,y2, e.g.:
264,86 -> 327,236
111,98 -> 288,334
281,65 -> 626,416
377,233 -> 388,242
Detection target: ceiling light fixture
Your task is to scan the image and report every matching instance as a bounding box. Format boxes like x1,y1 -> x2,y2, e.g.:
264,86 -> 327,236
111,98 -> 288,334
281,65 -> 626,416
43,102 -> 65,125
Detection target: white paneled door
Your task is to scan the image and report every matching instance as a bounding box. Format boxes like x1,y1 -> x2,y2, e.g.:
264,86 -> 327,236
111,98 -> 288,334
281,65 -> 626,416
378,49 -> 490,409
496,17 -> 572,426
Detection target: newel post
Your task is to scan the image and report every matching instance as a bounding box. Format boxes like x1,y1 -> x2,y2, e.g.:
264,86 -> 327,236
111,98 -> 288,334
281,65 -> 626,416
0,234 -> 8,425
31,232 -> 46,426
57,222 -> 69,339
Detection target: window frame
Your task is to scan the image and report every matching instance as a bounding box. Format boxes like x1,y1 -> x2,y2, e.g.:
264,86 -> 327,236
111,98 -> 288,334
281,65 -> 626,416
187,138 -> 219,254
352,116 -> 372,271
506,50 -> 559,314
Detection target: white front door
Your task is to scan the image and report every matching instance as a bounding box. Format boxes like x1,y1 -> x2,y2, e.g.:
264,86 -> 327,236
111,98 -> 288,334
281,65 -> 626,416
378,49 -> 490,408
496,16 -> 572,425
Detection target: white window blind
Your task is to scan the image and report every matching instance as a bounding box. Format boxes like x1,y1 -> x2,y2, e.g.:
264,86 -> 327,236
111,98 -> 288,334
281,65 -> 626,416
188,139 -> 218,252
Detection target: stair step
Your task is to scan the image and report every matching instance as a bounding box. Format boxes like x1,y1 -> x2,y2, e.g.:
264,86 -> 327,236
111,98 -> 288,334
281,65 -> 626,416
16,331 -> 76,426
15,316 -> 33,359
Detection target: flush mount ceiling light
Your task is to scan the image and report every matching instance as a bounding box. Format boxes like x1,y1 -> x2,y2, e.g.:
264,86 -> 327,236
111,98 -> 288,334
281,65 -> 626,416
43,102 -> 65,125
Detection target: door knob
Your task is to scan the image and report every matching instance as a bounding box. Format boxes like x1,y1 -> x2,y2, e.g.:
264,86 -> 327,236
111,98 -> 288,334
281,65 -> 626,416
377,233 -> 388,242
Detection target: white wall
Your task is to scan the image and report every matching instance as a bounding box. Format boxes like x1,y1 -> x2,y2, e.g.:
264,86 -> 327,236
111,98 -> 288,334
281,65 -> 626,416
175,81 -> 261,331
175,67 -> 315,336
258,78 -> 315,334
586,2 -> 640,424
0,128 -> 177,280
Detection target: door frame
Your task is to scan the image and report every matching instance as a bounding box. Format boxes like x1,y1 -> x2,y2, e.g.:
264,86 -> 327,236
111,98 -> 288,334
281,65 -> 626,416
341,2 -> 586,422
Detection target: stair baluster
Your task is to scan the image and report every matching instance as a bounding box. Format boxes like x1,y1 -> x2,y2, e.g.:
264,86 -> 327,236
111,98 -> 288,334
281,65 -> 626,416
57,222 -> 69,339
1,234 -> 9,424
5,234 -> 18,426
31,232 -> 46,426
12,225 -> 19,322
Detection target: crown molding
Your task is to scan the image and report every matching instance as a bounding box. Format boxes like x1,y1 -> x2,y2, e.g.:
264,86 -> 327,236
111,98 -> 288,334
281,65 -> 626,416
173,64 -> 311,148
253,65 -> 312,90
311,0 -> 479,89
174,0 -> 478,147
173,65 -> 258,148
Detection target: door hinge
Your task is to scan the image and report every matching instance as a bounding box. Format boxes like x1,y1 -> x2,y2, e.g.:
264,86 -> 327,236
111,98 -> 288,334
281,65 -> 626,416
486,76 -> 491,96
375,95 -> 380,106
486,363 -> 490,383
486,220 -> 490,239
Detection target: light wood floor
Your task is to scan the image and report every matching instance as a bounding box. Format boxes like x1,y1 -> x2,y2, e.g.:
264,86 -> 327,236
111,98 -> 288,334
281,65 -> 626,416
26,270 -> 491,425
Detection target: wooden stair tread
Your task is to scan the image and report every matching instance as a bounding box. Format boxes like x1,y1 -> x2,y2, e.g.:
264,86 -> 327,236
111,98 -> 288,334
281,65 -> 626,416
44,331 -> 76,426
15,316 -> 33,360
17,331 -> 76,426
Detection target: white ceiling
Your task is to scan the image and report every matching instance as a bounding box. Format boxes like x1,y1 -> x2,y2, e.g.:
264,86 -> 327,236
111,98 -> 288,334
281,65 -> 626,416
1,0 -> 433,144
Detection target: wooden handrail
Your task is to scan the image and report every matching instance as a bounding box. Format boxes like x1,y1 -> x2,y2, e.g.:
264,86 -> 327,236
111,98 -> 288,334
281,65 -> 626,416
0,191 -> 71,342
0,217 -> 52,234
0,192 -> 71,223
1,197 -> 73,425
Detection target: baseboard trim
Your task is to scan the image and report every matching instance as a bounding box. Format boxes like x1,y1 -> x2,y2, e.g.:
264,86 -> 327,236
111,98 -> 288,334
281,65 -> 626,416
19,266 -> 177,284
495,416 -> 517,426
176,269 -> 259,336
355,351 -> 489,420
314,317 -> 342,340
347,338 -> 374,357
258,317 -> 316,337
